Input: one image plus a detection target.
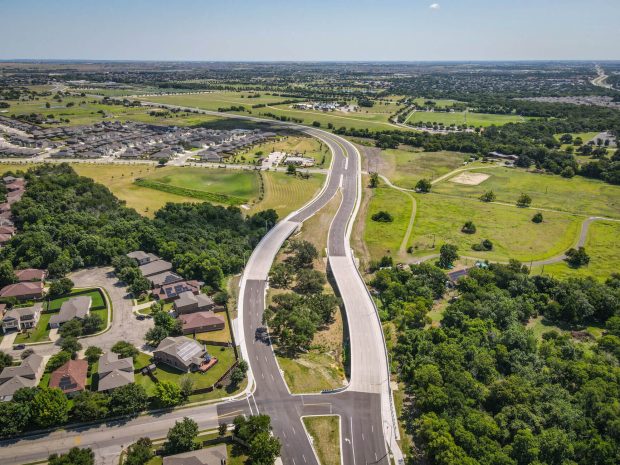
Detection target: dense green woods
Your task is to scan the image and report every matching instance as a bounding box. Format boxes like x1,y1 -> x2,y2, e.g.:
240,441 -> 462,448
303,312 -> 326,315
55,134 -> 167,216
1,164 -> 276,288
372,263 -> 620,465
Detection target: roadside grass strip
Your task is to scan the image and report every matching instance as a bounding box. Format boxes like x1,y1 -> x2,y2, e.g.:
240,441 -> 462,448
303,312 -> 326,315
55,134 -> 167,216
134,178 -> 246,205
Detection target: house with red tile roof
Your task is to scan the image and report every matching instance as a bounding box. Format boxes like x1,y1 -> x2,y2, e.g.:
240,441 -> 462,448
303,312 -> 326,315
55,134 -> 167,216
49,359 -> 88,396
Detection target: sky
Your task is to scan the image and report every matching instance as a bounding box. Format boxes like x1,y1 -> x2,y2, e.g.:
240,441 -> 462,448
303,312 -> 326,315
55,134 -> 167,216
1,0 -> 619,61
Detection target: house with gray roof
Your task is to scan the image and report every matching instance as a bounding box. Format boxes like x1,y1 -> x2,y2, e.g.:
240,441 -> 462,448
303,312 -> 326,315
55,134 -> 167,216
148,271 -> 184,287
97,351 -> 134,392
0,353 -> 45,401
127,250 -> 160,266
153,336 -> 209,372
49,295 -> 92,328
163,445 -> 227,465
174,291 -> 215,315
139,259 -> 173,277
2,303 -> 42,333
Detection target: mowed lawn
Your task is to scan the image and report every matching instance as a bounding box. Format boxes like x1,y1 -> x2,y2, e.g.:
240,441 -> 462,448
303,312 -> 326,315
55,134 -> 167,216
432,167 -> 620,218
142,167 -> 260,201
407,110 -> 527,127
380,149 -> 469,187
251,171 -> 325,218
232,134 -> 331,167
364,186 -> 414,259
532,220 -> 620,281
409,194 -> 582,262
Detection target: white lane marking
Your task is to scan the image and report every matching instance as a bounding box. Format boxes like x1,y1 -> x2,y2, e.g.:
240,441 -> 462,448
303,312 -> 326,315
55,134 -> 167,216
293,459 -> 296,465
362,433 -> 364,441
283,431 -> 287,438
292,426 -> 296,435
339,174 -> 343,188
246,396 -> 254,415
344,157 -> 349,170
350,417 -> 357,465
271,373 -> 275,381
252,394 -> 260,414
302,454 -> 307,463
261,372 -> 264,379
372,424 -> 374,433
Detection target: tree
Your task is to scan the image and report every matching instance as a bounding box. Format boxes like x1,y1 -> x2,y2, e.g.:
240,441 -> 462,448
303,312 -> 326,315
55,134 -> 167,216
286,240 -> 318,269
46,351 -> 72,372
371,211 -> 394,222
71,391 -> 110,422
0,261 -> 17,288
249,431 -> 281,465
0,400 -> 30,438
312,121 -> 321,127
286,164 -> 296,175
59,336 -> 82,355
145,325 -> 169,346
461,220 -> 476,234
110,384 -> 148,415
294,269 -> 326,295
561,166 -> 575,178
438,244 -> 458,269
516,193 -> 532,208
154,380 -> 182,407
230,366 -> 246,386
31,387 -> 71,428
158,158 -> 167,166
164,417 -> 199,455
111,341 -> 139,360
479,191 -> 496,202
48,278 -> 74,297
565,247 -> 590,268
416,178 -> 432,193
125,438 -> 153,465
58,319 -> 83,338
48,447 -> 94,465
532,212 -> 543,223
369,172 -> 380,188
81,314 -> 103,334
0,351 -> 12,372
269,263 -> 294,289
129,276 -> 150,297
85,346 -> 103,364
218,422 -> 228,436
179,375 -> 195,399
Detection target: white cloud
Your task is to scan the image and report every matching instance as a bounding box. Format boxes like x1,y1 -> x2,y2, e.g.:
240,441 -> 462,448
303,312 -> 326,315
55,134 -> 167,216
429,3 -> 440,9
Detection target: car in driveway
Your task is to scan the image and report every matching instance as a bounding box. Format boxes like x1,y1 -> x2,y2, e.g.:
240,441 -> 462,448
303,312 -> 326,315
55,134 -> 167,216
13,344 -> 26,350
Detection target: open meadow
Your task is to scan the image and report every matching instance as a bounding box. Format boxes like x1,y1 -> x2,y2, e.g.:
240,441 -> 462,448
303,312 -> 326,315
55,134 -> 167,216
406,110 -> 528,127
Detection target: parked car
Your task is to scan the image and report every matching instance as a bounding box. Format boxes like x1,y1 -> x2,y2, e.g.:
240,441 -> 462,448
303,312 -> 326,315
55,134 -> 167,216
136,314 -> 145,321
13,344 -> 26,350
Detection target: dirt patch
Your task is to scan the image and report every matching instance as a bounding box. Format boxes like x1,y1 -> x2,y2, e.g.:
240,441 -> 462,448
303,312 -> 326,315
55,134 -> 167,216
356,143 -> 392,175
449,172 -> 490,185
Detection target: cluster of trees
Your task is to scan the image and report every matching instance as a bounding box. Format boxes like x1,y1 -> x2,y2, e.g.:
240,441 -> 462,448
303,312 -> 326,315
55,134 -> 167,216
145,300 -> 182,346
389,262 -> 620,465
233,414 -> 281,465
1,165 -> 277,290
265,241 -> 340,354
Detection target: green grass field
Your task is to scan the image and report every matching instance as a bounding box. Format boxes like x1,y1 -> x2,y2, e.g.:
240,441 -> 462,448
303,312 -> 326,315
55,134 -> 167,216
408,194 -> 582,262
410,97 -> 463,109
303,416 -> 341,465
276,352 -> 345,394
432,167 -> 620,218
141,91 -> 301,111
364,186 -> 414,259
407,110 -> 527,127
228,134 -> 331,167
379,149 -> 469,187
533,220 -> 620,281
136,167 -> 259,206
251,171 -> 325,218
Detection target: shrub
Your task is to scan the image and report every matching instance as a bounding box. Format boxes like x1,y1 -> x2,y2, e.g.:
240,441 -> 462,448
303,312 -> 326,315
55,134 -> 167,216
516,193 -> 532,207
461,221 -> 476,234
416,178 -> 432,193
479,191 -> 496,202
532,212 -> 544,223
371,211 -> 394,222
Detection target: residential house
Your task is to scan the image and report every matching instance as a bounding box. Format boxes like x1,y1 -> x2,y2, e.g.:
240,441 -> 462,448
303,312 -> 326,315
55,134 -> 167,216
97,352 -> 134,392
162,445 -> 227,465
173,291 -> 216,315
0,281 -> 45,300
1,303 -> 42,333
153,280 -> 202,301
15,268 -> 46,282
139,259 -> 173,277
147,271 -> 183,287
127,250 -> 160,266
49,359 -> 88,397
49,295 -> 92,328
0,353 -> 46,401
179,311 -> 225,335
153,336 -> 210,372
